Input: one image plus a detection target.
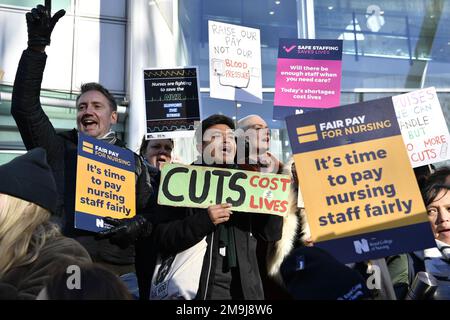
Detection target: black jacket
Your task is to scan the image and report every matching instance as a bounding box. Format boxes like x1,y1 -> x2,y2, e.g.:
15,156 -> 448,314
0,235 -> 91,300
11,49 -> 153,266
136,165 -> 283,300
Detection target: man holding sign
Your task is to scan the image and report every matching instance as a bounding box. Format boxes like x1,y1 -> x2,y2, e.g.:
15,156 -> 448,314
10,2 -> 153,284
135,115 -> 283,300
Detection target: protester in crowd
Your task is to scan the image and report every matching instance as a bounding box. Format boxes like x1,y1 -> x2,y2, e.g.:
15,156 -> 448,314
37,261 -> 132,300
125,114 -> 283,300
352,166 -> 450,300
236,114 -> 284,174
98,137 -> 177,298
236,115 -> 286,298
0,148 -> 91,300
139,137 -> 174,170
99,137 -> 177,298
10,3 -> 153,291
407,167 -> 450,299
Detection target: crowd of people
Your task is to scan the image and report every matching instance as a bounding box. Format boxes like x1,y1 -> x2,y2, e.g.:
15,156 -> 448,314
0,3 -> 449,300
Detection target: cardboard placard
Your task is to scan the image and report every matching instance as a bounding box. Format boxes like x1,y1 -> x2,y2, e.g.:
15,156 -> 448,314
208,20 -> 262,104
286,97 -> 435,263
75,134 -> 135,232
158,164 -> 291,216
392,87 -> 450,167
274,38 -> 343,120
144,67 -> 201,139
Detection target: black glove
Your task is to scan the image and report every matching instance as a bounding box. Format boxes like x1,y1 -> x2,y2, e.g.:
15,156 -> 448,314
96,215 -> 153,248
26,1 -> 66,47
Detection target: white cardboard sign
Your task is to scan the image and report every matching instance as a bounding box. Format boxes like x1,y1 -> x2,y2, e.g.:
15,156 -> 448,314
392,87 -> 450,167
208,20 -> 262,104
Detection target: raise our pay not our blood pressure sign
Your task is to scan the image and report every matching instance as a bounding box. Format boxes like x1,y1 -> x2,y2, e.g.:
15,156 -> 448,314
286,97 -> 435,264
392,87 -> 450,167
75,133 -> 136,232
208,20 -> 262,104
273,38 -> 343,120
157,164 -> 291,216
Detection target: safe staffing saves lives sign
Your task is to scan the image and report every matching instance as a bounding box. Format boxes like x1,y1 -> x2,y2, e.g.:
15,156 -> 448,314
75,133 -> 136,232
273,38 -> 343,120
286,97 -> 435,263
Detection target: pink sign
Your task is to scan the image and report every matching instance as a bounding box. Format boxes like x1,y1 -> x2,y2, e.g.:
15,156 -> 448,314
273,39 -> 343,120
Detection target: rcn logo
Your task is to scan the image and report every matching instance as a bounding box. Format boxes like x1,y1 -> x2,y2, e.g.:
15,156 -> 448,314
354,239 -> 370,254
96,218 -> 104,228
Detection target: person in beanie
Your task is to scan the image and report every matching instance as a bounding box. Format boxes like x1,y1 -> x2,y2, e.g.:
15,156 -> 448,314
0,148 -> 91,300
10,2 -> 153,287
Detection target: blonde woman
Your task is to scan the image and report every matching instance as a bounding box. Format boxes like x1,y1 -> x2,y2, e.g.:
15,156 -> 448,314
0,148 -> 91,299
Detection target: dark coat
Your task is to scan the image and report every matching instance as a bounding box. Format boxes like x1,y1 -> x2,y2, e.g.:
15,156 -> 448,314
0,236 -> 91,300
11,49 -> 153,266
135,165 -> 283,300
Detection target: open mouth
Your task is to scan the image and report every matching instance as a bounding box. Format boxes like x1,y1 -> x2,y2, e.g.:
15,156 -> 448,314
157,156 -> 168,163
81,118 -> 98,129
221,145 -> 232,155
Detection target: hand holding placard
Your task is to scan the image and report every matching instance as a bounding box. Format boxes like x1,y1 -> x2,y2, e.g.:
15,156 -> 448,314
208,203 -> 232,225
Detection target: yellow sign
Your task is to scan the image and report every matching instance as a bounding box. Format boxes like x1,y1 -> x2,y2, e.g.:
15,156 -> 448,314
75,134 -> 136,232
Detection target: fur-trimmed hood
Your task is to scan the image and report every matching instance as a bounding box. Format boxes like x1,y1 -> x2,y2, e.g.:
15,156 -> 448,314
266,158 -> 311,286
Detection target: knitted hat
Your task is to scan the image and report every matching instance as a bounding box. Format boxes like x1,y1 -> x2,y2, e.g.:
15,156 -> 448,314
0,148 -> 57,213
280,246 -> 371,300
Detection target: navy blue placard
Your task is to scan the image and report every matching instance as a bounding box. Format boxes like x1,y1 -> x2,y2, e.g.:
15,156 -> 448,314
286,97 -> 401,154
317,222 -> 436,264
77,133 -> 135,172
278,38 -> 343,60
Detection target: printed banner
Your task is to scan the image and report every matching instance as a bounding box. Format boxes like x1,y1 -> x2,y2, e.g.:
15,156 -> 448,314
75,134 -> 136,232
274,38 -> 343,120
158,164 -> 291,216
286,97 -> 435,263
208,20 -> 262,104
144,67 -> 201,139
392,87 -> 450,167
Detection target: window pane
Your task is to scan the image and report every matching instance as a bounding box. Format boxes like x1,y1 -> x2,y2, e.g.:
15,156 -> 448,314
179,0 -> 298,88
315,0 -> 450,89
0,0 -> 71,10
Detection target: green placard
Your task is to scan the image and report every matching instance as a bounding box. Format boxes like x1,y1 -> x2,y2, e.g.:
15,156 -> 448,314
158,164 -> 292,216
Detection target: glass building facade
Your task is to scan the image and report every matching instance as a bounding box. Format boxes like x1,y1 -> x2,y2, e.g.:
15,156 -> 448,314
0,0 -> 449,167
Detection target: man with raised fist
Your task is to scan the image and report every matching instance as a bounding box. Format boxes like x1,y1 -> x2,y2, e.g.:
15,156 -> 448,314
10,1 -> 153,296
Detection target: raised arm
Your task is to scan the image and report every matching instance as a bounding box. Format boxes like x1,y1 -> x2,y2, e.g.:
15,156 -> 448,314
11,2 -> 66,159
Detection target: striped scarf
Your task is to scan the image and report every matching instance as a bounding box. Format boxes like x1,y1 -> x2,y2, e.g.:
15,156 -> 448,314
98,131 -> 118,145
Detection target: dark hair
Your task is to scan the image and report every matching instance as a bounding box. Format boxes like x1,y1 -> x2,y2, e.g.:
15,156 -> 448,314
139,136 -> 174,158
45,262 -> 132,300
196,114 -> 235,142
76,82 -> 117,112
420,166 -> 450,206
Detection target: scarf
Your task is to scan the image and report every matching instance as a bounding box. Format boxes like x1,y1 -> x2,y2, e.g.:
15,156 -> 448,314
218,222 -> 237,272
77,130 -> 117,145
98,130 -> 118,144
414,240 -> 450,282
